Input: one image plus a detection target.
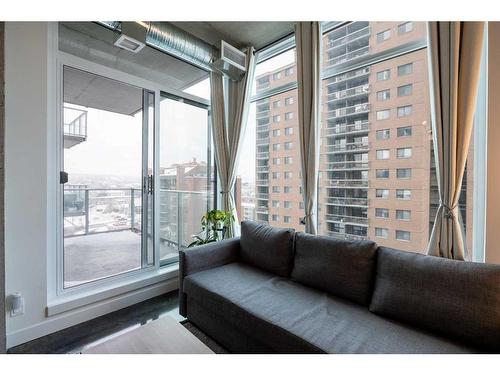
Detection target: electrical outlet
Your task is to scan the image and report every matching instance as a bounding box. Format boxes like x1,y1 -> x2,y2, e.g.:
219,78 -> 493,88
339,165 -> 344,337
9,293 -> 25,317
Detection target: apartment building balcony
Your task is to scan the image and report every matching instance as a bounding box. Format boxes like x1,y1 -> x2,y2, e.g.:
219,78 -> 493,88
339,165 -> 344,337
326,84 -> 370,103
256,205 -> 269,214
256,165 -> 269,173
63,188 -> 208,285
256,151 -> 270,159
256,109 -> 270,119
327,67 -> 370,85
327,103 -> 370,118
324,197 -> 368,207
256,136 -> 270,145
256,193 -> 269,200
325,231 -> 367,241
324,141 -> 370,153
63,107 -> 87,149
323,122 -> 370,136
326,25 -> 371,51
324,178 -> 369,188
324,214 -> 369,226
327,45 -> 370,67
324,161 -> 369,171
256,179 -> 269,186
256,123 -> 270,132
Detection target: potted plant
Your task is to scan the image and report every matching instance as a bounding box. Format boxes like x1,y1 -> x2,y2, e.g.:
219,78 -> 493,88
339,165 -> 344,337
188,209 -> 235,247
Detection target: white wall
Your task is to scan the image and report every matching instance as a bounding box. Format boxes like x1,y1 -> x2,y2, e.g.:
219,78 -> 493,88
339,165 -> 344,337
4,22 -> 176,349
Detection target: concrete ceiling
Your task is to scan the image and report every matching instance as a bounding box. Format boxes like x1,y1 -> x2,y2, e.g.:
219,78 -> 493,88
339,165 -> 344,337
170,22 -> 296,50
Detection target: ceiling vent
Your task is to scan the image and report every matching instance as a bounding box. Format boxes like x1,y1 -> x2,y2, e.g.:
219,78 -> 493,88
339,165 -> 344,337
213,41 -> 247,80
114,22 -> 147,53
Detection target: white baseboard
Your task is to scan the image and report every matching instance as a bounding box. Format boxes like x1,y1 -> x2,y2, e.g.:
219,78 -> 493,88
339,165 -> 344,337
6,278 -> 178,349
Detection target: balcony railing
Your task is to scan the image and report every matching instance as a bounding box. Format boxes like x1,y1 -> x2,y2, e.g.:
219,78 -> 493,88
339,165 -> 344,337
256,110 -> 270,118
256,136 -> 270,145
327,45 -> 370,67
256,206 -> 269,214
324,179 -> 369,188
256,179 -> 269,186
256,151 -> 270,159
323,122 -> 370,136
324,214 -> 369,226
327,103 -> 370,118
324,161 -> 369,170
326,26 -> 371,51
324,197 -> 368,207
325,231 -> 367,241
64,107 -> 88,148
324,142 -> 370,153
327,67 -> 370,85
256,193 -> 269,200
256,124 -> 270,132
256,166 -> 269,173
326,84 -> 370,102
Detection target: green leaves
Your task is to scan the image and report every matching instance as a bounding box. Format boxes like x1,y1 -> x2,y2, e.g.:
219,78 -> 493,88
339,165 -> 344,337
188,209 -> 235,247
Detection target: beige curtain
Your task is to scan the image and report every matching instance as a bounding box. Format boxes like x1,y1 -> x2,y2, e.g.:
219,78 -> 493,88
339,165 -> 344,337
427,22 -> 484,260
210,47 -> 256,236
296,22 -> 322,234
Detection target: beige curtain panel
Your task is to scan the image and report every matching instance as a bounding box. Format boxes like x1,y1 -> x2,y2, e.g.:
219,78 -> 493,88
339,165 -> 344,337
296,22 -> 322,234
210,47 -> 256,236
427,22 -> 484,260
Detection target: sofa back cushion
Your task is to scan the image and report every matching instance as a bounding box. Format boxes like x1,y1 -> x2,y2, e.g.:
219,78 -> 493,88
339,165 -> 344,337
370,247 -> 500,351
240,221 -> 295,277
291,232 -> 378,305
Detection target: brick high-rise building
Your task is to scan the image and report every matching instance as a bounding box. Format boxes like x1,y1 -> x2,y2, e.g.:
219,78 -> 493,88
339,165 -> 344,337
251,21 -> 473,254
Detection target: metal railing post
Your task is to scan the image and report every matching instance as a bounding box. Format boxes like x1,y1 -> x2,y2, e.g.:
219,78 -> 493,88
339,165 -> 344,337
131,188 -> 135,230
85,189 -> 90,235
177,191 -> 183,250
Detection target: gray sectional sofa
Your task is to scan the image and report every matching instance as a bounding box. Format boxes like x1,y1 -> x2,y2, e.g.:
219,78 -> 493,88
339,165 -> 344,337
179,221 -> 500,353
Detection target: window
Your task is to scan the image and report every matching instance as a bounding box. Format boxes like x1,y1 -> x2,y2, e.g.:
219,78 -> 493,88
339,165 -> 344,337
398,84 -> 413,97
377,69 -> 391,81
397,168 -> 412,179
396,189 -> 411,199
285,127 -> 293,135
376,109 -> 390,120
272,200 -> 280,208
284,141 -> 293,150
273,157 -> 281,165
284,201 -> 292,208
376,189 -> 389,199
272,143 -> 280,151
396,230 -> 411,241
375,228 -> 389,239
397,126 -> 412,137
398,62 -> 413,76
376,169 -> 390,179
272,129 -> 280,137
375,208 -> 389,218
376,149 -> 390,160
397,147 -> 412,158
284,216 -> 292,223
396,210 -> 411,220
285,67 -> 294,76
377,89 -> 390,101
284,156 -> 293,164
284,171 -> 293,179
284,186 -> 292,193
376,129 -> 390,140
285,97 -> 294,105
273,100 -> 281,109
273,115 -> 281,123
377,29 -> 391,43
273,71 -> 282,80
272,214 -> 280,222
272,186 -> 280,193
397,105 -> 412,117
285,112 -> 294,120
272,172 -> 281,179
398,22 -> 413,34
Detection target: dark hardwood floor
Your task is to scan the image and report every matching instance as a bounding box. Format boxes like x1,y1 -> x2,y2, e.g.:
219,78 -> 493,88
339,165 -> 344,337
8,291 -> 182,354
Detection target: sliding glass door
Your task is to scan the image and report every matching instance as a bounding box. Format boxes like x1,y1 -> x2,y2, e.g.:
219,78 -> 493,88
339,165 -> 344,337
61,66 -> 154,288
159,93 -> 214,265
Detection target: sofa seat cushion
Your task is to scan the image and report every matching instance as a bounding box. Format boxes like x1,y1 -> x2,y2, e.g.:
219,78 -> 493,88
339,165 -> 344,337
292,232 -> 378,305
370,247 -> 500,352
183,262 -> 476,354
239,221 -> 295,277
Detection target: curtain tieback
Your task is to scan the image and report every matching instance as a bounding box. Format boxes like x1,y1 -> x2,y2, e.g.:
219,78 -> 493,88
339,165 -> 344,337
219,190 -> 230,194
300,213 -> 313,225
440,202 -> 458,220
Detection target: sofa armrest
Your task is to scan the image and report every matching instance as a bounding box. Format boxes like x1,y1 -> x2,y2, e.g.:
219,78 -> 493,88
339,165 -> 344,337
178,237 -> 240,317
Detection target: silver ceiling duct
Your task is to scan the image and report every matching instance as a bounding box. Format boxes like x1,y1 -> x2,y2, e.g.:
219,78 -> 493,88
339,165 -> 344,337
96,21 -> 218,72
